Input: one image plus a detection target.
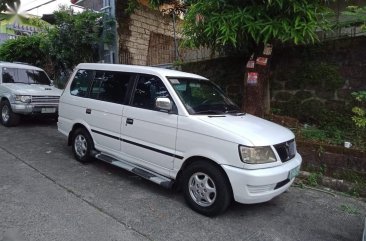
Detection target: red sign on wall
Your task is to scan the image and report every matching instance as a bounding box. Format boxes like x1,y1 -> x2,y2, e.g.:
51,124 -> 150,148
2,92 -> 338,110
247,72 -> 258,85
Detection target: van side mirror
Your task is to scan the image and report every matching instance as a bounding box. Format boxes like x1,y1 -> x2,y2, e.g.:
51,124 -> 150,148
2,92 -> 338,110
155,97 -> 172,112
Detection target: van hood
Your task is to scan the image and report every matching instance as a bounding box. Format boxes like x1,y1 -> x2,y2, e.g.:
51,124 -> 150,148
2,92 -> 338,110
3,83 -> 62,96
197,114 -> 295,146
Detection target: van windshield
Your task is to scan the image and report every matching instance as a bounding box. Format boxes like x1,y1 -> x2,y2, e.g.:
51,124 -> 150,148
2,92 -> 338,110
168,77 -> 240,115
2,67 -> 51,85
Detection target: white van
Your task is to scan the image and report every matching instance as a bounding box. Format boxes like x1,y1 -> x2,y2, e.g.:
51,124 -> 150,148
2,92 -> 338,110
0,62 -> 62,126
58,63 -> 302,216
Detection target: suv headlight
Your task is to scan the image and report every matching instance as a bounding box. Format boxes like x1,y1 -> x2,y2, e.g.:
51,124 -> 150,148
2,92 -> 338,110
239,145 -> 277,164
15,95 -> 31,103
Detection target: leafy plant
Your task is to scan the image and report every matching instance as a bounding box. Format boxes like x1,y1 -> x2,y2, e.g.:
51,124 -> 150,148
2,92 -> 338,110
306,172 -> 322,187
300,126 -> 327,142
351,91 -> 366,128
342,6 -> 366,31
340,204 -> 360,215
125,0 -> 140,15
150,0 -> 333,115
0,34 -> 48,67
41,9 -> 103,74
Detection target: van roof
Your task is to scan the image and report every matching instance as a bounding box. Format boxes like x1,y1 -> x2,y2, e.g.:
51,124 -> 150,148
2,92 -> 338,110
0,62 -> 43,71
76,63 -> 207,80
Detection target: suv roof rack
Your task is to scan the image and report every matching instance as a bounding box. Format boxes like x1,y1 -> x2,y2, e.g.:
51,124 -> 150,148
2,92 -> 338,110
12,61 -> 32,65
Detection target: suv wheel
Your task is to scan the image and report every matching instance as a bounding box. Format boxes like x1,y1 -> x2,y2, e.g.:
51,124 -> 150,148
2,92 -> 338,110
182,161 -> 232,216
72,128 -> 94,163
0,100 -> 20,127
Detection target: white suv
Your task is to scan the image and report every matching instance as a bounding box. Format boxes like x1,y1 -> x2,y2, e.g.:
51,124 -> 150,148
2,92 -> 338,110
0,62 -> 62,126
58,63 -> 302,216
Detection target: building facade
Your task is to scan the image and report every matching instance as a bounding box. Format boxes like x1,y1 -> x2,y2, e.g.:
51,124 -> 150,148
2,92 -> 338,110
74,0 -> 214,66
0,14 -> 41,44
75,0 -> 118,63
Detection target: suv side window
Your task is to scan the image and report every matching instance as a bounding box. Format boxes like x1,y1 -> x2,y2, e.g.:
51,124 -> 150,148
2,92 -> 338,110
2,68 -> 17,83
70,70 -> 95,97
90,70 -> 134,104
132,74 -> 170,110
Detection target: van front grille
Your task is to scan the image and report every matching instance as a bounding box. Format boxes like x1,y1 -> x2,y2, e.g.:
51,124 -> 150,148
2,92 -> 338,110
274,139 -> 296,163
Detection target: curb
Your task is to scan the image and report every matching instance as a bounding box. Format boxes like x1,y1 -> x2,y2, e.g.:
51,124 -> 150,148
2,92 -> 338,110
297,171 -> 366,198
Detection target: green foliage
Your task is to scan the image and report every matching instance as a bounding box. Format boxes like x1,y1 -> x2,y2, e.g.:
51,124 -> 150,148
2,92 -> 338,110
0,8 -> 104,79
340,204 -> 360,215
306,172 -> 322,187
43,9 -> 103,72
0,34 -> 47,67
103,16 -> 116,46
179,0 -> 332,50
342,6 -> 366,31
351,91 -> 366,128
300,126 -> 328,142
125,0 -> 140,15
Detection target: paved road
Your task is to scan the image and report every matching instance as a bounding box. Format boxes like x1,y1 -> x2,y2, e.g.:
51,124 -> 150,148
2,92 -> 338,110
0,120 -> 365,241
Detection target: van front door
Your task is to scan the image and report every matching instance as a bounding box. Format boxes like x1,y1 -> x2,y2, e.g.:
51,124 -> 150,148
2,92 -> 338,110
121,74 -> 178,176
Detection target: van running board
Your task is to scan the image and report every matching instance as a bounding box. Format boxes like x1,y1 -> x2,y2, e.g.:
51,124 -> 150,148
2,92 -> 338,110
94,153 -> 174,189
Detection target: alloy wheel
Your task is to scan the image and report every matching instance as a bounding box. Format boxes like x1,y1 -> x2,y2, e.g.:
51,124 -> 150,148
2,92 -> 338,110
188,172 -> 217,207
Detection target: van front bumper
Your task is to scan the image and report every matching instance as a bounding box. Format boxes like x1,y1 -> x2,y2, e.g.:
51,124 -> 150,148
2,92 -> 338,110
222,153 -> 302,204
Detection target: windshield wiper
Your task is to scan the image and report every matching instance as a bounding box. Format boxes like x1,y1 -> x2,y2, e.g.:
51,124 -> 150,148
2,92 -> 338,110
30,83 -> 51,85
224,109 -> 239,113
224,109 -> 246,116
194,110 -> 225,115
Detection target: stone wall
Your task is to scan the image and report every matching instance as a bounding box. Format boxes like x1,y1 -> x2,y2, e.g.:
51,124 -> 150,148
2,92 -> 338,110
270,36 -> 366,124
182,37 -> 366,115
298,141 -> 366,192
118,5 -> 176,65
116,4 -> 217,66
181,57 -> 246,105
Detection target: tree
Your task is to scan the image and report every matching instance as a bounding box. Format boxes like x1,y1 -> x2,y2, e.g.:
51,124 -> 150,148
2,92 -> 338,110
42,9 -> 103,74
341,5 -> 366,31
0,8 -> 103,83
0,34 -> 47,66
150,0 -> 332,116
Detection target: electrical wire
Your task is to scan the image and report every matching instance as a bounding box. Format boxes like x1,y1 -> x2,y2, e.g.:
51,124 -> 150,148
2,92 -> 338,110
23,0 -> 56,12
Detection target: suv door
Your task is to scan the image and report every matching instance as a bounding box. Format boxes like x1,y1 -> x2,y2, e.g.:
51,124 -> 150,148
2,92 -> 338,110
78,70 -> 134,152
121,74 -> 178,174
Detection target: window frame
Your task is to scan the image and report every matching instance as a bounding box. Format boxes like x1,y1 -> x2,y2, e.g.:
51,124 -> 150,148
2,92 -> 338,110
89,70 -> 136,105
70,69 -> 95,98
70,69 -> 137,105
129,73 -> 177,114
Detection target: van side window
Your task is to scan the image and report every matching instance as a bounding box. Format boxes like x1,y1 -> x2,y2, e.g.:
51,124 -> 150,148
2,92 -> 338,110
70,70 -> 95,97
2,68 -> 17,83
132,74 -> 169,110
90,71 -> 133,104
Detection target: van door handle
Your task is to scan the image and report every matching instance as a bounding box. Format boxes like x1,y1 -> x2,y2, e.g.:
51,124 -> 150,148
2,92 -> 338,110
126,118 -> 134,125
86,108 -> 91,114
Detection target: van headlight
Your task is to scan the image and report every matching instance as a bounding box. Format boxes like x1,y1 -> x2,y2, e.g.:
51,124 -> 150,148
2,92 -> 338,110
239,145 -> 277,164
15,95 -> 31,103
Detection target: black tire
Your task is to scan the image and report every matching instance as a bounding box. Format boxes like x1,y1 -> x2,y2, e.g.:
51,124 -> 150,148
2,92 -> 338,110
182,161 -> 232,216
71,128 -> 94,163
0,100 -> 20,127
